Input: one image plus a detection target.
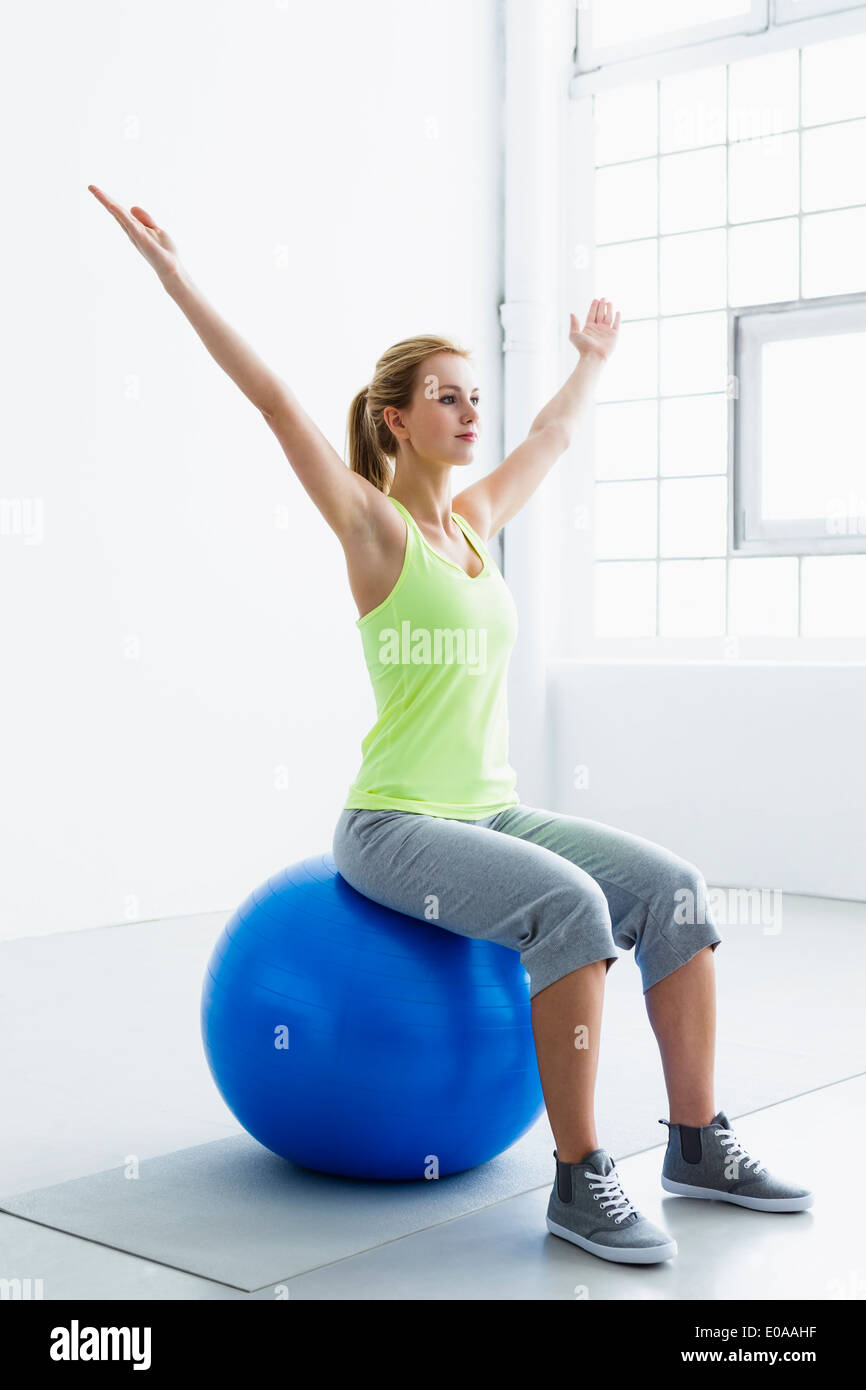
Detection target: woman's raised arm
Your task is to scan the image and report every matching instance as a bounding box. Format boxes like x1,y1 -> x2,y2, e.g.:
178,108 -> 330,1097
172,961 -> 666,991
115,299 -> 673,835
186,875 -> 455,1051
87,185 -> 379,543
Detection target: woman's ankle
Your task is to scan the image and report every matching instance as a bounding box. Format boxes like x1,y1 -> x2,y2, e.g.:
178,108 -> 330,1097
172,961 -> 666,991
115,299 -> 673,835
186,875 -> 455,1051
556,1141 -> 600,1164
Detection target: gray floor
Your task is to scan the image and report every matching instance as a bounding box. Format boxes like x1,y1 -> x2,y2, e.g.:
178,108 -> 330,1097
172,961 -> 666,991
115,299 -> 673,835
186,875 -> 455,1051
1,890 -> 863,1300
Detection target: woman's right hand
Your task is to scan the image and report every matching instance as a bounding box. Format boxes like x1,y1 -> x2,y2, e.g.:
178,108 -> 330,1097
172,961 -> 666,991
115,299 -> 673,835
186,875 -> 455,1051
87,184 -> 181,282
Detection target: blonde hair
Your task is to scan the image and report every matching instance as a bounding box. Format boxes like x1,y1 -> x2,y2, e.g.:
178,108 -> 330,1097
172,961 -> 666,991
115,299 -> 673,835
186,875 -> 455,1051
346,335 -> 473,493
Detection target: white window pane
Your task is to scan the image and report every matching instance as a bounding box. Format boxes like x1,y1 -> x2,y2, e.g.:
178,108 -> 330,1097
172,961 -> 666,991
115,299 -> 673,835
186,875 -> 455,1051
597,318 -> 659,403
595,160 -> 658,244
595,1 -> 752,50
593,82 -> 658,166
660,228 -> 726,313
802,555 -> 866,636
779,0 -> 866,19
593,480 -> 658,558
659,311 -> 729,395
728,133 -> 799,223
728,48 -> 799,142
824,494 -> 866,540
595,401 -> 659,480
660,147 -> 727,233
659,65 -> 727,153
728,219 -> 799,307
660,476 -> 728,556
801,29 -> 866,127
660,395 -> 728,476
728,557 -> 799,635
802,120 -> 866,212
593,561 -> 657,636
762,331 -> 866,521
802,207 -> 866,298
659,559 -> 726,635
596,239 -> 659,320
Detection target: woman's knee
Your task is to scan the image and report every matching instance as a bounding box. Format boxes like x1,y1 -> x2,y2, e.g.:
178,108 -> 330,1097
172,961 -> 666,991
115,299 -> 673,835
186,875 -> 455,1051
645,855 -> 722,971
666,857 -> 717,934
520,875 -> 615,966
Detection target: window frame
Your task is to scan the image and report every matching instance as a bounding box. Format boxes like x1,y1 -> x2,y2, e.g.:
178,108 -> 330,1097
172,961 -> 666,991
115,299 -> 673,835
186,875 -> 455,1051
774,0 -> 866,23
575,0 -> 770,73
733,294 -> 866,556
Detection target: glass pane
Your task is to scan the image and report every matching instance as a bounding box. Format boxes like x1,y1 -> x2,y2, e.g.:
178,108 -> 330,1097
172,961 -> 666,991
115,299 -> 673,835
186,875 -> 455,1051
595,401 -> 658,480
728,218 -> 799,307
802,29 -> 866,127
659,311 -> 728,395
593,561 -> 658,636
660,395 -> 728,476
659,476 -> 728,556
728,132 -> 799,223
802,555 -> 866,636
779,0 -> 866,19
802,119 -> 866,212
660,146 -> 727,233
593,82 -> 658,166
762,331 -> 866,521
596,239 -> 659,320
728,557 -> 799,635
596,318 -> 658,403
595,0 -> 752,50
595,159 -> 658,244
659,559 -> 726,635
802,207 -> 866,297
593,480 -> 658,558
659,65 -> 727,153
728,48 -> 799,141
660,228 -> 726,313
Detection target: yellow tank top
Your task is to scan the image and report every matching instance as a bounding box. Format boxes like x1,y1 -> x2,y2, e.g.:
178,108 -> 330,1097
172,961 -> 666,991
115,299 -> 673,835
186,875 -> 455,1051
344,495 -> 520,819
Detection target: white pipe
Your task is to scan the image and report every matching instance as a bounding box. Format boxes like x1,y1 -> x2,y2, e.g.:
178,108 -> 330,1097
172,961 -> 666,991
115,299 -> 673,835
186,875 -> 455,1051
501,0 -> 575,806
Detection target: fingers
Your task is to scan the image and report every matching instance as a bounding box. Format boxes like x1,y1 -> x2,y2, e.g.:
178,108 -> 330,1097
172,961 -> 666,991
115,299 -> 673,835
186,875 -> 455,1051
572,300 -> 621,334
130,205 -> 158,229
582,298 -> 617,324
88,184 -> 133,230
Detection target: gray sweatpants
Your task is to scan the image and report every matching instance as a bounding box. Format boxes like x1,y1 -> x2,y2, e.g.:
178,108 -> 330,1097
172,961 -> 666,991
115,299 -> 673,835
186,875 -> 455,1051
332,802 -> 721,1000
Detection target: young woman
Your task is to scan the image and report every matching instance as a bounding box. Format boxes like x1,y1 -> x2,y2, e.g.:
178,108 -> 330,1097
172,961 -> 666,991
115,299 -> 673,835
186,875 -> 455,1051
89,185 -> 814,1266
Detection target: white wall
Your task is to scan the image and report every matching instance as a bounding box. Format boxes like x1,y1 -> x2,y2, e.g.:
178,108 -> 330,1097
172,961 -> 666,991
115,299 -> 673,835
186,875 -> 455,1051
547,661 -> 866,902
1,0 -> 505,940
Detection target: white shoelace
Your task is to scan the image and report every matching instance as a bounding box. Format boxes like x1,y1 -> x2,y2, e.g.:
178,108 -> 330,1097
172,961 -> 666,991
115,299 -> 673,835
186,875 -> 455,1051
586,1167 -> 639,1223
714,1126 -> 766,1174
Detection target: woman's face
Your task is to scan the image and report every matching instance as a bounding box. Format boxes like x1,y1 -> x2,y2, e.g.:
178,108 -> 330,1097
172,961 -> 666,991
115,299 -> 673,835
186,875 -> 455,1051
387,353 -> 481,467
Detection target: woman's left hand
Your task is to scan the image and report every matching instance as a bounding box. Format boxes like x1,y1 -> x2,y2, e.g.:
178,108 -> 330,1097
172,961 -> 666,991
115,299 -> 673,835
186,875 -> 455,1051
569,299 -> 621,361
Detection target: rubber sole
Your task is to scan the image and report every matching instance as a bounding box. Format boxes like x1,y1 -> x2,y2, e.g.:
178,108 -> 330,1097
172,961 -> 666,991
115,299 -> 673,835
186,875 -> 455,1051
546,1216 -> 678,1264
661,1175 -> 814,1211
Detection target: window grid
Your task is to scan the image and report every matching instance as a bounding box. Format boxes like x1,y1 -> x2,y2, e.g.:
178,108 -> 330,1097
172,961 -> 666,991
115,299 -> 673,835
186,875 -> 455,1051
591,37 -> 866,643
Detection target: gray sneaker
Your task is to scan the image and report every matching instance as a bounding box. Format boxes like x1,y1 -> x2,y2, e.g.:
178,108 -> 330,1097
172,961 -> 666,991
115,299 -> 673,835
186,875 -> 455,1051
659,1110 -> 814,1212
546,1147 -> 678,1264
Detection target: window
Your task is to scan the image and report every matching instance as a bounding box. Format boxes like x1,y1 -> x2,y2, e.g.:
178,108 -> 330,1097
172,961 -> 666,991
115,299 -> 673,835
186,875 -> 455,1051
736,299 -> 866,555
566,13 -> 866,654
577,0 -> 768,69
775,0 -> 866,22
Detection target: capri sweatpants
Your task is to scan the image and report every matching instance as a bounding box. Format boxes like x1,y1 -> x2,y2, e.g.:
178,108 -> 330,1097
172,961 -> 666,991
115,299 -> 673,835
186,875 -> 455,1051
331,802 -> 721,1000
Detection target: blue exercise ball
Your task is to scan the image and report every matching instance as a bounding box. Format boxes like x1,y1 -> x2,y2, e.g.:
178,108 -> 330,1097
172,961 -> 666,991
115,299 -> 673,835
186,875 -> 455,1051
201,851 -> 544,1180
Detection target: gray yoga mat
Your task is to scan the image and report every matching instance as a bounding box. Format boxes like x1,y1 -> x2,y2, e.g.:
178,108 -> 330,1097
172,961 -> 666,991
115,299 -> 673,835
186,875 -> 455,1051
2,896 -> 863,1292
